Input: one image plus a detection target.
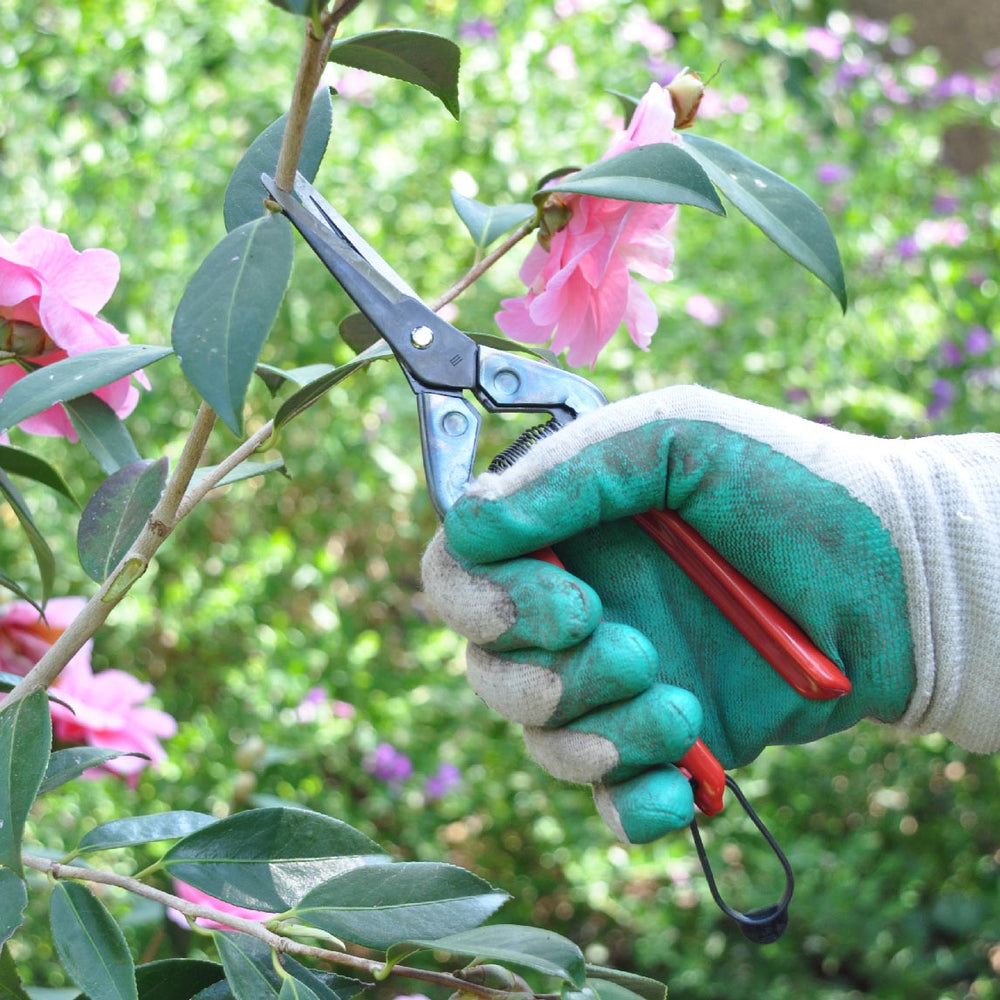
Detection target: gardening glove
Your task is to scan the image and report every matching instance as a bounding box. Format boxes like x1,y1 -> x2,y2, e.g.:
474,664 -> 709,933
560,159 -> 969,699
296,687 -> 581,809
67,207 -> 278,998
422,386 -> 1000,843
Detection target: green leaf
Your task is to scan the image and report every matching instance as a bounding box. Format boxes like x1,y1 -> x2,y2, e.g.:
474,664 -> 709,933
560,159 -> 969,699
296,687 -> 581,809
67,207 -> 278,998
266,0 -> 315,17
172,214 -> 294,435
187,460 -> 288,495
39,748 -> 148,794
0,575 -> 42,614
64,394 -> 144,475
50,882 -> 137,1000
290,862 -> 509,951
163,807 -> 388,911
337,314 -> 379,355
605,89 -> 639,128
0,868 -> 27,946
0,947 -> 32,1000
450,192 -> 536,250
0,346 -> 171,436
539,144 -> 725,215
681,133 -> 847,310
254,363 -> 336,397
274,342 -> 393,428
135,960 -> 225,1000
213,933 -> 279,1000
584,967 -> 666,1000
328,30 -> 460,119
224,89 -> 333,232
0,470 -> 54,605
583,979 -> 659,1000
0,690 -> 51,875
0,674 -> 71,712
387,925 -> 586,988
278,979 -> 321,1000
0,447 -> 76,506
77,458 -> 168,583
78,812 -> 215,855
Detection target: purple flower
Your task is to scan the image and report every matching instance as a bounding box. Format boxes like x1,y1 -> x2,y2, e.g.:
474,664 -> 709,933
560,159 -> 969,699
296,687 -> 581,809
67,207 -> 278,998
940,341 -> 964,367
365,743 -> 413,786
927,378 -> 956,419
932,192 -> 960,214
965,326 -> 993,356
934,73 -> 978,99
895,235 -> 920,259
458,18 -> 497,42
816,162 -> 852,184
424,763 -> 462,801
785,388 -> 810,404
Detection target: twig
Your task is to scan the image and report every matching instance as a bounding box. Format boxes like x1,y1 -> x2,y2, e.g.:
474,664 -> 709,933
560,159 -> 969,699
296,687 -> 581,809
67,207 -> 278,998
21,853 -> 513,998
431,217 -> 537,312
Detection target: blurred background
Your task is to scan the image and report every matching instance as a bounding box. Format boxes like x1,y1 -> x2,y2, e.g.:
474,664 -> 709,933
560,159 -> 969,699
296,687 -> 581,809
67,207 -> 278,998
1,0 -> 998,996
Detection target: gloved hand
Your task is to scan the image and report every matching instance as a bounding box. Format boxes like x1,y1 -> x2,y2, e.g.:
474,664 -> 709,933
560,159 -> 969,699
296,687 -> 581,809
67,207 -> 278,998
422,386 -> 1000,843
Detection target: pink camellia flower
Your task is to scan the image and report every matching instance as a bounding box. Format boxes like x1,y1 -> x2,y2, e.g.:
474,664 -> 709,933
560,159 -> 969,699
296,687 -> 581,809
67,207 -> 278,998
0,597 -> 176,782
0,226 -> 147,439
168,880 -> 276,930
496,82 -> 680,367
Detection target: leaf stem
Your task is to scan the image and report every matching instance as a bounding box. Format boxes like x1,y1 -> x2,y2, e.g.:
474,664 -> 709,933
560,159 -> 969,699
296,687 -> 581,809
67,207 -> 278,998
20,852 -> 518,999
431,217 -> 538,312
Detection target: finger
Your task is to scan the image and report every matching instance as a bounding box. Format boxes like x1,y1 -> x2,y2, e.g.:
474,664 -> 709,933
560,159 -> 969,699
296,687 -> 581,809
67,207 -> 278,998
522,683 -> 702,784
421,530 -> 602,650
467,622 -> 658,726
593,768 -> 695,843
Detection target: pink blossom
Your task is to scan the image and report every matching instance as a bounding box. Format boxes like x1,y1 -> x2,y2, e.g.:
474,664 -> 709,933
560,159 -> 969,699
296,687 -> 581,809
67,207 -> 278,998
685,294 -> 724,327
496,82 -> 679,366
805,27 -> 843,62
546,45 -> 578,81
0,226 -> 147,439
168,881 -> 276,930
0,598 -> 176,782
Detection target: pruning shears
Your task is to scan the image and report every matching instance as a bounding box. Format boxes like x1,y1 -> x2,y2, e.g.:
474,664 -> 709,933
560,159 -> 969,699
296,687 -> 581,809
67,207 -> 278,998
263,172 -> 852,941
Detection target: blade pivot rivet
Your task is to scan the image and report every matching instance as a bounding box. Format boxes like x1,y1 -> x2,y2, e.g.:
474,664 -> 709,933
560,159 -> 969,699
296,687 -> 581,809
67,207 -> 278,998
411,325 -> 434,349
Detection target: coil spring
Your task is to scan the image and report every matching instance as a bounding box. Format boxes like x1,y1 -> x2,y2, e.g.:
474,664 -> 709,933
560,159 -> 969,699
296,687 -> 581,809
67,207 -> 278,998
487,420 -> 559,473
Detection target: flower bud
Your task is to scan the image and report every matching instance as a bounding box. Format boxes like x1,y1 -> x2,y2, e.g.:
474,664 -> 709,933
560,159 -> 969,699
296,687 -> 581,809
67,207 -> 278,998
538,195 -> 573,251
667,69 -> 705,129
0,318 -> 54,358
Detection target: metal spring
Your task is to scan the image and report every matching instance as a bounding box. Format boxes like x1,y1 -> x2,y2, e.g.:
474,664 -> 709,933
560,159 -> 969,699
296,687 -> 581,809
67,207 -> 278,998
488,420 -> 559,473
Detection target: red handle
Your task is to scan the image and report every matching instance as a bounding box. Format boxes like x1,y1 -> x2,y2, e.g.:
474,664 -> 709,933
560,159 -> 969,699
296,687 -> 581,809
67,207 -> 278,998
631,509 -> 851,700
531,505 -> 851,817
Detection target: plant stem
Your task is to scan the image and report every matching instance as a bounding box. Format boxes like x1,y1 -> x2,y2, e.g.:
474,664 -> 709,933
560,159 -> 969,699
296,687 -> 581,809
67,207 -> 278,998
431,217 -> 538,312
21,852 -> 513,999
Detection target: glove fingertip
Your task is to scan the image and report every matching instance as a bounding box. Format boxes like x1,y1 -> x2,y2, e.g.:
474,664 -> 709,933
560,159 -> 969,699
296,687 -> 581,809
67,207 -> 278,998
595,769 -> 695,844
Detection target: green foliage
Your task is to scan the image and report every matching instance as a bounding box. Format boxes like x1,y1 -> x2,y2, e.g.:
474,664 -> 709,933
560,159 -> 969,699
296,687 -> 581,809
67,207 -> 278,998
0,691 -> 50,875
0,0 -> 998,998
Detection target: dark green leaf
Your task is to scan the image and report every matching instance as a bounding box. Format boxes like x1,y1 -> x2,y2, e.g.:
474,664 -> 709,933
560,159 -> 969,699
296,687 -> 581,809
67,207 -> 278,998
172,215 -> 294,435
0,674 -> 71,711
0,690 -> 51,875
77,458 -> 168,583
255,363 -> 335,397
0,346 -> 171,436
224,90 -> 333,231
163,807 -> 388,911
540,144 -> 724,215
605,89 -> 639,128
387,925 -> 586,988
0,447 -> 76,506
450,192 -> 536,250
213,933 -> 279,1000
187,460 -> 288,495
0,868 -> 27,946
265,0 -> 315,19
50,882 -> 137,1000
338,314 -> 379,355
292,862 -> 508,951
278,979 -> 321,1000
0,470 -> 54,604
583,979 -> 655,1000
77,812 -> 215,855
328,30 -> 460,119
0,947 -> 32,1000
39,748 -> 148,795
0,575 -> 42,614
65,394 -> 144,475
274,343 -> 393,428
135,960 -> 225,1000
584,967 -> 666,1000
681,133 -> 847,310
